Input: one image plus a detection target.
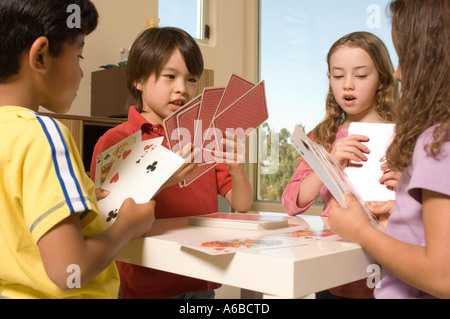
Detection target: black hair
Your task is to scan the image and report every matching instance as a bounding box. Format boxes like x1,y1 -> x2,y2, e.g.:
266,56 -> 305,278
0,0 -> 98,83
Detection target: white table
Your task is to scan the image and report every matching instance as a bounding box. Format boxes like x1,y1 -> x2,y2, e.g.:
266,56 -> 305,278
116,213 -> 374,299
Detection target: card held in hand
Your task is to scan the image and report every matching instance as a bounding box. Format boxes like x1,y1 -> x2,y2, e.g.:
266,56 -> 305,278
94,130 -> 142,188
97,138 -> 185,229
290,125 -> 381,229
345,122 -> 396,202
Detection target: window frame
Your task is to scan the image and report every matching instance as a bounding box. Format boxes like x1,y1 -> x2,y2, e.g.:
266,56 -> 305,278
158,0 -> 210,44
250,0 -> 397,215
195,0 -> 210,44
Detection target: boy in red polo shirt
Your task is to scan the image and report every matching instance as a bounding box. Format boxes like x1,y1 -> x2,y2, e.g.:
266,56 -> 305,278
91,27 -> 252,299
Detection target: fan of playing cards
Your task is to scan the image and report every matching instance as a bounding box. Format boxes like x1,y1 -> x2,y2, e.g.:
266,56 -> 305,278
94,74 -> 268,227
163,73 -> 269,187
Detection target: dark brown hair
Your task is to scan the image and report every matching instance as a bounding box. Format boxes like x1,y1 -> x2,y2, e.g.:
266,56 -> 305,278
386,0 -> 450,172
126,27 -> 204,112
310,32 -> 398,151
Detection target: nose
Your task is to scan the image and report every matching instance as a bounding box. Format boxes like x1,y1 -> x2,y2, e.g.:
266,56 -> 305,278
344,76 -> 355,90
174,78 -> 188,95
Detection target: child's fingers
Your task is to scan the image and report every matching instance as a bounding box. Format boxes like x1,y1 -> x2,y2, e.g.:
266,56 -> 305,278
213,148 -> 245,163
330,192 -> 357,211
329,197 -> 341,210
95,188 -> 110,201
366,200 -> 395,216
332,136 -> 370,164
177,143 -> 194,160
213,133 -> 246,163
343,192 -> 361,208
177,143 -> 201,163
346,135 -> 370,152
379,170 -> 401,189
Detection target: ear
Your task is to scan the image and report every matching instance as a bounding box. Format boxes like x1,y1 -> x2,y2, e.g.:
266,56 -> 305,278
134,81 -> 143,91
28,37 -> 51,73
327,72 -> 331,81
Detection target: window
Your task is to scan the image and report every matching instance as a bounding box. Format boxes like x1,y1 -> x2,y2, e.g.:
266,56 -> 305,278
257,0 -> 398,204
158,0 -> 210,43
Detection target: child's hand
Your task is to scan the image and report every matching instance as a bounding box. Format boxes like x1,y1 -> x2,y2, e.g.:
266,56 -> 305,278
331,134 -> 370,166
116,198 -> 156,240
379,161 -> 401,191
213,131 -> 246,172
160,143 -> 200,189
366,200 -> 395,229
328,192 -> 372,243
95,188 -> 110,201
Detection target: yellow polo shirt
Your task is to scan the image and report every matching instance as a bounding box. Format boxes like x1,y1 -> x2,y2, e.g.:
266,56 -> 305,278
0,106 -> 119,299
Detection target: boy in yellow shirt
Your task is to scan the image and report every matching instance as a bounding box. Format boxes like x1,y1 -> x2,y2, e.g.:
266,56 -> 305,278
0,0 -> 155,298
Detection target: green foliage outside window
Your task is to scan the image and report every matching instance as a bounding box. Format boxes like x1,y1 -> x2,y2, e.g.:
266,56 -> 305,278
258,122 -> 324,207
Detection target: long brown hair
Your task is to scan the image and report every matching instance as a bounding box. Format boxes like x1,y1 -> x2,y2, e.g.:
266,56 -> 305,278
126,27 -> 204,112
386,0 -> 450,172
310,32 -> 398,151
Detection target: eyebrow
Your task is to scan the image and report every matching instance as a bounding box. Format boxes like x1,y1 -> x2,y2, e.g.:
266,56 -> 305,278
331,65 -> 370,71
161,66 -> 178,72
161,66 -> 197,77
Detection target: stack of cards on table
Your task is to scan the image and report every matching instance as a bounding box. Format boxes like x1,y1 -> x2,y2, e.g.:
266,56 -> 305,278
163,73 -> 269,187
94,131 -> 185,228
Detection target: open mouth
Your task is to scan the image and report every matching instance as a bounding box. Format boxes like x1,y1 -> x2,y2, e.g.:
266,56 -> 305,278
171,100 -> 185,106
344,96 -> 356,101
170,99 -> 186,110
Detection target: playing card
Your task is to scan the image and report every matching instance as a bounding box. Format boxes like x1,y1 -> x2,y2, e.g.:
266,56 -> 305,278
290,125 -> 380,229
175,101 -> 202,152
290,125 -> 351,208
179,162 -> 217,188
161,74 -> 268,189
196,87 -> 225,150
345,123 -> 396,201
214,74 -> 256,116
94,130 -> 142,188
174,89 -> 226,187
97,140 -> 185,228
210,81 -> 268,152
163,95 -> 202,151
103,136 -> 163,190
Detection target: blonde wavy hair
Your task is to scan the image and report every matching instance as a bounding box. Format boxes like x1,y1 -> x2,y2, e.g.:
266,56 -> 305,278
386,0 -> 450,172
310,32 -> 399,151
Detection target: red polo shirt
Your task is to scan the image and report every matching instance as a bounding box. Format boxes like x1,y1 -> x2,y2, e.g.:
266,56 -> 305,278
91,106 -> 232,298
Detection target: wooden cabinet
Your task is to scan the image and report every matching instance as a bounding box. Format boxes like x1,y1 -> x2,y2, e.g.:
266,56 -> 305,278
91,66 -> 214,117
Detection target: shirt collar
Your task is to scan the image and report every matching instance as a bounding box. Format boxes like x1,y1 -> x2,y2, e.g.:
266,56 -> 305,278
128,106 -> 164,135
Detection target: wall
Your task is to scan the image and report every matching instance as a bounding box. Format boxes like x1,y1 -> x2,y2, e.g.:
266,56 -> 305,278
44,0 -> 258,117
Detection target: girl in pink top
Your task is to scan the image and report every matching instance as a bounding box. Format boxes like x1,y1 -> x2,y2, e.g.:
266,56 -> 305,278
282,32 -> 399,299
329,0 -> 450,299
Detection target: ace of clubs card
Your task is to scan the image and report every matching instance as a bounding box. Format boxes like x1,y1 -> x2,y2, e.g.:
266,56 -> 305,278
97,139 -> 184,228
